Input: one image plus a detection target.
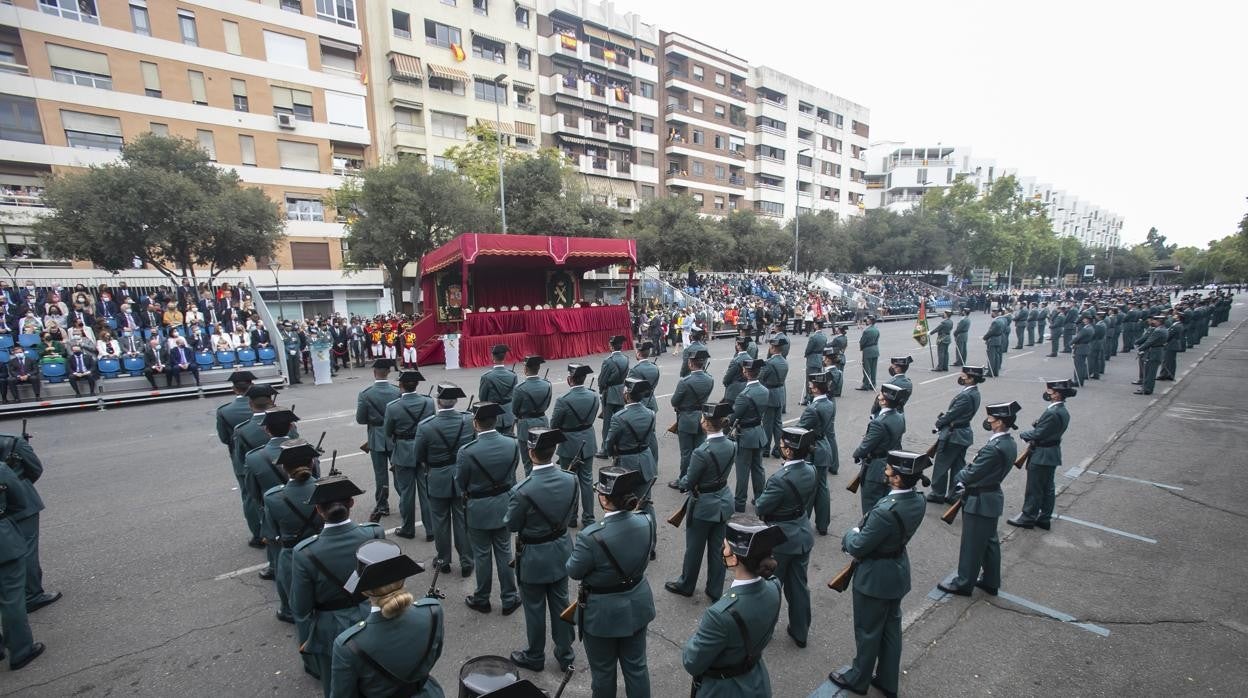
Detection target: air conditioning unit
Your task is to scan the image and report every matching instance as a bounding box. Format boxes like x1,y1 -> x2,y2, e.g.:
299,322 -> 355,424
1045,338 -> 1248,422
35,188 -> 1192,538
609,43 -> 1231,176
277,113 -> 296,130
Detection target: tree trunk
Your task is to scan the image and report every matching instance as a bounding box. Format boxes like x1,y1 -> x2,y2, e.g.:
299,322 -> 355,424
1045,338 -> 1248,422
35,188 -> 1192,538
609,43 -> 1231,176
387,264 -> 404,315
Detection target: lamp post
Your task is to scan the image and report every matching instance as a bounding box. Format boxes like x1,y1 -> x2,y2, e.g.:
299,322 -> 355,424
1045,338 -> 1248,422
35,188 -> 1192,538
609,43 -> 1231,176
794,147 -> 812,273
494,72 -> 509,233
267,260 -> 283,320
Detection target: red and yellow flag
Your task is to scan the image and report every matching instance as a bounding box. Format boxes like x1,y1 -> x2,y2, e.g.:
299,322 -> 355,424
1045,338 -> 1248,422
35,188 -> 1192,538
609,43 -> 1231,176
913,300 -> 930,347
451,43 -> 466,61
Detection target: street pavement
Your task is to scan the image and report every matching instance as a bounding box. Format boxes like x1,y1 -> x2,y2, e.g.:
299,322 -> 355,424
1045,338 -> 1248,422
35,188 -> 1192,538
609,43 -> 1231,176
6,303 -> 1246,697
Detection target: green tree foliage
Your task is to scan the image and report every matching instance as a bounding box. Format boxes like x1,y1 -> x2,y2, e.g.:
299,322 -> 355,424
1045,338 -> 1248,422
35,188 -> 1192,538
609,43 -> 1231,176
1143,226 -> 1178,259
336,158 -> 495,310
442,124 -> 529,195
628,195 -> 726,269
502,152 -> 621,237
34,134 -> 283,281
720,210 -> 790,271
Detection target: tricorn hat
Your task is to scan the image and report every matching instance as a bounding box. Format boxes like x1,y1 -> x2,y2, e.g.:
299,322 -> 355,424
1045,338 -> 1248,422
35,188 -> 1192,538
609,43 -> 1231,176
985,401 -> 1023,420
745,358 -> 766,372
594,466 -> 643,496
343,540 -> 423,595
890,356 -> 913,368
691,349 -> 710,360
623,377 -> 652,399
960,365 -> 987,382
398,369 -> 425,383
880,383 -> 905,401
262,408 -> 300,429
246,384 -> 279,400
471,402 -> 504,420
306,474 -> 365,505
701,401 -> 732,420
435,383 -> 467,400
524,355 -> 545,369
491,343 -> 509,356
526,428 -> 566,451
724,514 -> 787,558
608,335 -> 625,348
227,370 -> 256,384
568,363 -> 593,380
276,438 -> 319,467
779,426 -> 817,455
371,358 -> 395,371
886,450 -> 932,476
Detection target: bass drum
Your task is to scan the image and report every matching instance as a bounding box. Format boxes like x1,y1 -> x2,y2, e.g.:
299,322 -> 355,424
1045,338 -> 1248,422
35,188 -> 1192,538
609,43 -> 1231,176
458,655 -> 523,698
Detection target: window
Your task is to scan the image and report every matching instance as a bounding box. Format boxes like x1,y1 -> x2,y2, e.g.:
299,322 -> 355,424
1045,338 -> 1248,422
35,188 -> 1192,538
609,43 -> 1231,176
714,195 -> 725,210
46,45 -> 112,90
472,35 -> 505,63
757,145 -> 785,161
639,81 -> 654,99
431,156 -> 457,171
39,0 -> 98,24
473,0 -> 488,15
0,96 -> 44,144
285,194 -> 325,222
693,193 -> 704,206
517,47 -> 531,70
178,10 -> 198,46
640,184 -> 655,199
797,153 -> 813,169
272,87 -> 314,121
714,135 -> 724,150
425,20 -> 461,49
223,21 -> 242,55
714,104 -> 725,119
714,165 -> 725,180
692,65 -> 704,81
638,117 -> 654,133
61,110 -> 123,151
430,111 -> 467,139
474,78 -> 506,104
231,79 -> 248,112
196,129 -> 216,160
140,62 -> 161,98
692,98 -> 703,114
515,5 -> 530,28
321,43 -> 357,74
639,151 -> 654,166
692,130 -> 704,145
239,135 -> 256,165
264,31 -> 309,69
289,241 -> 331,270
130,2 -> 150,36
149,122 -> 168,136
428,75 -> 465,95
277,140 -> 319,171
325,91 -> 366,127
187,70 -> 207,105
317,0 -> 357,27
394,107 -> 421,130
692,162 -> 704,177
714,72 -> 725,87
755,201 -> 784,217
729,135 -> 745,154
280,0 -> 302,13
392,10 -> 411,39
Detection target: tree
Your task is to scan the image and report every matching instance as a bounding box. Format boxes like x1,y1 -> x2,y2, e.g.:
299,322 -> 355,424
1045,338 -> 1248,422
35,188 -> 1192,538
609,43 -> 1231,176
628,196 -> 725,269
790,210 -> 855,274
442,124 -> 529,195
501,152 -> 621,237
1143,226 -> 1177,259
337,158 -> 495,311
720,210 -> 789,271
34,134 -> 283,281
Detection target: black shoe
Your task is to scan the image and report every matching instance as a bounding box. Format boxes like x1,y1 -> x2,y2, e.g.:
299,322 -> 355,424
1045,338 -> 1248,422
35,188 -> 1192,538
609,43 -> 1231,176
10,643 -> 44,671
854,386 -> 872,391
26,591 -> 62,613
1007,516 -> 1035,529
593,451 -> 608,459
1133,390 -> 1152,395
510,650 -> 544,672
425,534 -> 435,542
827,670 -> 867,695
259,566 -> 275,580
664,581 -> 693,597
871,676 -> 899,698
276,611 -> 294,624
439,562 -> 451,574
247,537 -> 265,549
975,579 -> 999,596
367,510 -> 383,523
787,626 -> 806,648
926,493 -> 947,504
817,529 -> 828,536
1131,380 -> 1142,385
649,550 -> 657,561
394,530 -> 417,539
1036,520 -> 1052,530
501,603 -> 521,617
937,581 -> 972,597
465,597 -> 492,614
1046,353 -> 1057,357
461,566 -> 474,578
667,480 -> 682,490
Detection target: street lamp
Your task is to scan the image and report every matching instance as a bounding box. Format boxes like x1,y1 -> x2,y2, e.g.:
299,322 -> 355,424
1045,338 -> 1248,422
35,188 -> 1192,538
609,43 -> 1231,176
794,147 -> 812,273
267,259 -> 283,320
494,72 -> 509,234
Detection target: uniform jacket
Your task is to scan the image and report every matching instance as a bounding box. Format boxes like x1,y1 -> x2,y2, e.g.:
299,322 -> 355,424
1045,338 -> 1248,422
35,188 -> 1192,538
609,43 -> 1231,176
934,318 -> 953,344
722,351 -> 750,403
672,370 -> 715,434
1071,325 -> 1095,356
803,332 -> 828,369
628,359 -> 660,412
956,434 -> 1017,518
859,326 -> 880,359
454,430 -> 520,530
797,396 -> 838,471
599,352 -> 629,407
512,376 -> 553,420
263,477 -> 321,549
383,392 -> 435,467
681,341 -> 708,378
759,354 -> 788,409
0,434 -> 43,520
603,403 -> 658,482
478,366 -> 518,429
0,464 -> 32,564
982,317 -> 1004,345
356,381 -> 400,454
842,490 -> 925,599
853,409 -> 905,488
290,521 -> 386,654
935,386 -> 980,447
754,459 -> 815,555
954,317 -> 971,337
216,395 -> 252,447
1021,402 -> 1069,467
676,435 -> 736,522
730,382 -> 769,449
245,436 -> 294,504
550,386 -> 598,462
505,464 -> 577,584
1165,321 -> 1185,351
681,577 -> 782,697
830,334 -> 848,354
415,410 -> 473,499
566,511 -> 656,638
330,601 -> 445,698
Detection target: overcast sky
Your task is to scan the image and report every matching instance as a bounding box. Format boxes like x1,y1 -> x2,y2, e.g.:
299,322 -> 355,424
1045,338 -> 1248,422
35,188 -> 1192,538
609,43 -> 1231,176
614,0 -> 1246,248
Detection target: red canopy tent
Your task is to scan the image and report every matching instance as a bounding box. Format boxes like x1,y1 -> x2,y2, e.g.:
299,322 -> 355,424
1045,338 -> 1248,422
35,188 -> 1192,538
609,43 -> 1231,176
418,233 -> 637,367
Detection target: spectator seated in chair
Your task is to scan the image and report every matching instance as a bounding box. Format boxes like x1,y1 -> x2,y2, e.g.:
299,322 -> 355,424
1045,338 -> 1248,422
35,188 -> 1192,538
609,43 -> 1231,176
6,344 -> 41,402
169,338 -> 200,387
143,337 -> 172,389
37,332 -> 67,363
67,344 -> 98,396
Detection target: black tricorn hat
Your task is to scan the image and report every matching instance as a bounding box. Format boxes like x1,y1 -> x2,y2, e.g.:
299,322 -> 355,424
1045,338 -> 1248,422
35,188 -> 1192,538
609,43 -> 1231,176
306,474 -> 365,505
623,377 -> 652,398
372,358 -> 395,371
471,401 -> 504,420
638,340 -> 654,352
691,349 -> 710,360
594,466 -> 643,496
960,365 -> 987,381
527,427 -> 566,451
568,363 -> 593,380
262,408 -> 300,429
985,401 -> 1023,419
1045,378 -> 1077,397
246,384 -> 279,399
808,371 -> 829,385
478,679 -> 547,698
343,540 -> 423,595
436,383 -> 467,400
779,426 -> 817,455
524,355 -> 545,369
886,450 -> 932,475
701,401 -> 732,420
276,439 -> 319,467
745,358 -> 766,372
398,369 -> 425,383
880,383 -> 905,401
725,514 -> 787,558
890,356 -> 913,368
608,335 -> 625,347
491,343 -> 509,356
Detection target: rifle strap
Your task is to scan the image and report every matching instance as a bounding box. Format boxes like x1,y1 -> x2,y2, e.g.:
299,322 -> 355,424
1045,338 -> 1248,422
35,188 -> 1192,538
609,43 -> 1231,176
305,551 -> 359,609
281,493 -> 320,540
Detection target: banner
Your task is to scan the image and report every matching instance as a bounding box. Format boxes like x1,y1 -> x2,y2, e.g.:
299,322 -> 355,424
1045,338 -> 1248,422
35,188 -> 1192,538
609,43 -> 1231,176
310,335 -> 333,385
913,300 -> 930,347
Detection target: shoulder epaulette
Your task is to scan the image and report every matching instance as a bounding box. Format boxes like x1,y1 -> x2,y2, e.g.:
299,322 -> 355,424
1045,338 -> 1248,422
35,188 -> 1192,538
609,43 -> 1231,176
263,484 -> 285,497
293,535 -> 318,551
337,621 -> 368,644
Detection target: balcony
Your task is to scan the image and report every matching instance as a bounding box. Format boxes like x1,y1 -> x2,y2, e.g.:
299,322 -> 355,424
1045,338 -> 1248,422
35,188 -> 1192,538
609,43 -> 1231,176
754,182 -> 784,192
755,124 -> 785,138
390,122 -> 426,150
591,157 -> 608,171
756,96 -> 786,109
514,101 -> 536,112
0,61 -> 30,76
754,154 -> 785,165
729,175 -> 746,186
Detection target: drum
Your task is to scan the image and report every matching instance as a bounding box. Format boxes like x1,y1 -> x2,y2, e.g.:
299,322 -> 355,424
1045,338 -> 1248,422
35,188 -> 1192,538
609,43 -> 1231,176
458,655 -> 519,698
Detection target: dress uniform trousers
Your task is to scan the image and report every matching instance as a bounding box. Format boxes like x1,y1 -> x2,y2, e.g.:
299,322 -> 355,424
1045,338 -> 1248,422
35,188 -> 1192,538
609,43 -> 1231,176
733,446 -> 764,512
672,518 -> 727,599
519,576 -> 574,669
428,492 -> 472,573
468,526 -> 519,608
584,627 -> 649,698
677,431 -> 705,481
561,454 -> 596,527
16,515 -> 43,602
368,449 -> 391,513
773,550 -> 811,643
808,466 -> 831,534
845,591 -> 903,695
394,459 -> 431,537
0,553 -> 32,666
950,511 -> 1002,591
930,442 -> 969,501
1021,465 -> 1057,525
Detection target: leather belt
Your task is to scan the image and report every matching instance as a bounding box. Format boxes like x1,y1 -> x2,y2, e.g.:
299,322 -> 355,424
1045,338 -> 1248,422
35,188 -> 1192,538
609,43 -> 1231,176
585,577 -> 643,595
615,446 -> 648,455
521,528 -> 567,544
701,658 -> 760,680
467,484 -> 511,499
1032,441 -> 1060,448
562,423 -> 594,432
316,596 -> 363,611
394,431 -> 415,440
516,413 -> 545,419
764,511 -> 803,523
864,547 -> 906,560
427,460 -> 455,469
736,420 -> 761,429
963,485 -> 1001,496
696,480 -> 729,493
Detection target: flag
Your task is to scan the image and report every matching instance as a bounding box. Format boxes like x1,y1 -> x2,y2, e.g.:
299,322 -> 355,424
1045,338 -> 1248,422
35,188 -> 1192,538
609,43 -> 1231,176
450,43 -> 466,61
913,300 -> 930,347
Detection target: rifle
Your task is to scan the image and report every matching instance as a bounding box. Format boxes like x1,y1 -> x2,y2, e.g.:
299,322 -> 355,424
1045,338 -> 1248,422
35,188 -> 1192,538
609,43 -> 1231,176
314,431 -> 326,455
510,361 -> 518,373
924,441 -> 940,459
327,449 -> 340,477
426,384 -> 434,396
543,367 -> 550,380
846,461 -> 863,494
666,421 -> 678,434
425,563 -> 445,599
827,559 -> 858,592
941,497 -> 963,525
466,393 -> 476,411
667,496 -> 689,528
559,584 -> 585,624
20,419 -> 30,442
561,455 -> 585,474
634,476 -> 658,512
1014,445 -> 1033,469
553,667 -> 575,698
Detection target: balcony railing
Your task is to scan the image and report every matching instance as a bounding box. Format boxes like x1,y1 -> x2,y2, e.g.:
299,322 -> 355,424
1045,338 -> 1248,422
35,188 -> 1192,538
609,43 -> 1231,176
0,189 -> 46,207
394,28 -> 412,40
755,124 -> 786,137
755,154 -> 785,164
756,96 -> 786,108
514,102 -> 535,111
665,69 -> 688,79
754,183 -> 784,192
393,122 -> 426,134
0,62 -> 31,76
729,86 -> 747,99
591,158 -> 608,171
615,161 -> 631,174
729,175 -> 746,186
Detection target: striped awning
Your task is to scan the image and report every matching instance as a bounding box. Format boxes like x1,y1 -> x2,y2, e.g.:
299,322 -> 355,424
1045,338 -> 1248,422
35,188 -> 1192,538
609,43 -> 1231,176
611,179 -> 638,199
639,46 -> 656,60
476,118 -> 514,135
607,31 -> 635,49
553,93 -> 583,108
582,24 -> 610,42
514,121 -> 536,137
556,133 -> 594,147
388,52 -> 422,81
428,63 -> 470,82
471,29 -> 508,45
583,175 -> 614,196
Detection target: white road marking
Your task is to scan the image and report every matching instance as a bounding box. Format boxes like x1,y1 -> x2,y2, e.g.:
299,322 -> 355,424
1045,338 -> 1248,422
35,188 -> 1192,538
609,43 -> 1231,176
919,372 -> 958,385
996,591 -> 1111,637
1086,470 -> 1184,491
1054,514 -> 1158,544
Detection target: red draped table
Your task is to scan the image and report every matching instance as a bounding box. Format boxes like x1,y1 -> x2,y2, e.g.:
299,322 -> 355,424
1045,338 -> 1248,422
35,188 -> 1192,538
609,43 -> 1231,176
457,305 -> 634,368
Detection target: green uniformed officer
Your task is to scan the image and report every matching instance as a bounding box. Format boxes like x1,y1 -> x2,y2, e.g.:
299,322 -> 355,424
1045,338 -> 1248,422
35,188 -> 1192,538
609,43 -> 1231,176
1071,314 -> 1094,386
603,378 -> 659,555
821,347 -> 845,398
263,440 -> 322,628
1120,302 -> 1139,354
513,356 -> 553,476
1047,302 -> 1066,357
551,364 -> 599,527
852,384 -> 906,514
929,366 -> 984,504
932,311 -> 953,371
681,330 -> 708,379
1090,309 -> 1107,379
830,324 -> 849,359
1138,314 -> 1169,396
1036,302 -> 1051,345
721,337 -> 751,404
728,359 -> 769,513
1,426 -> 58,614
769,323 -> 791,359
330,541 -> 443,698
1009,380 -> 1074,531
290,475 -> 386,695
1106,306 -> 1121,358
246,408 -> 301,598
505,428 -> 578,672
856,315 -> 880,390
827,450 -> 929,698
1026,302 -> 1039,346
1,460 -> 44,671
938,401 -> 1020,597
628,341 -> 661,418
666,402 -> 736,600
232,384 -> 287,547
455,402 -> 521,615
1012,304 -> 1027,349
416,383 -> 474,577
216,371 -> 257,523
670,349 -> 715,487
953,307 -> 971,366
597,335 -> 630,455
755,427 -> 816,648
801,324 -> 828,402
759,338 -> 788,458
355,360 -> 400,521
982,307 -> 1005,377
871,357 -> 913,417
1160,311 -> 1185,380
566,467 -> 655,698
798,371 -> 838,536
480,344 -> 518,436
681,516 -> 785,697
739,323 -> 759,360
1061,302 -> 1079,353
383,370 -> 435,540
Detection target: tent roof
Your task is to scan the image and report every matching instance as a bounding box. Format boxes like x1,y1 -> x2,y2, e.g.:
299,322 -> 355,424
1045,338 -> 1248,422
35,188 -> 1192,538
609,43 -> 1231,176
421,233 -> 637,276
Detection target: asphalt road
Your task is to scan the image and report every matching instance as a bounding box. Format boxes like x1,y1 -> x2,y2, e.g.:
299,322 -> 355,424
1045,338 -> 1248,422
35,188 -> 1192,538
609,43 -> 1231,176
6,303 -> 1245,698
